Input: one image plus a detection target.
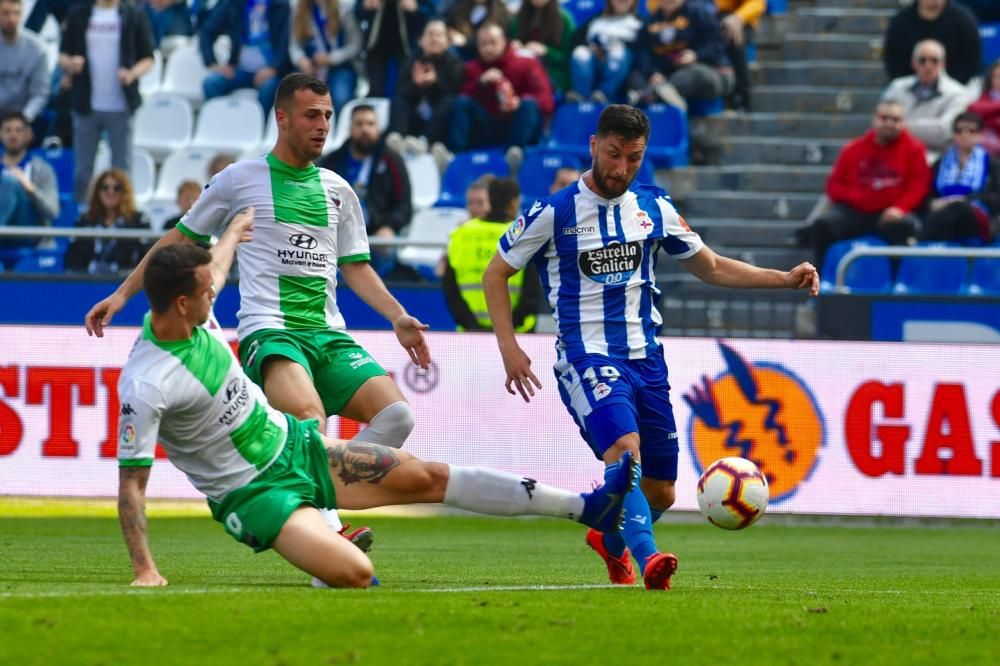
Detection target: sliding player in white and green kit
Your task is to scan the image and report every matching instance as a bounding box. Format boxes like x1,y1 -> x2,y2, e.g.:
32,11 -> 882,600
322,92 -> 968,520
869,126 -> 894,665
86,74 -> 429,553
116,220 -> 636,587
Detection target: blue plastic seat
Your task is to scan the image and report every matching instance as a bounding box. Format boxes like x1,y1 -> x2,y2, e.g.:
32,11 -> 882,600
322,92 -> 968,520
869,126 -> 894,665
981,23 -> 1000,69
767,0 -> 788,15
31,147 -> 75,198
436,149 -> 509,207
687,97 -> 724,117
518,150 -> 583,200
13,249 -> 65,274
969,257 -> 1000,295
894,243 -> 970,295
559,0 -> 602,28
820,235 -> 892,293
545,101 -> 606,157
644,103 -> 690,168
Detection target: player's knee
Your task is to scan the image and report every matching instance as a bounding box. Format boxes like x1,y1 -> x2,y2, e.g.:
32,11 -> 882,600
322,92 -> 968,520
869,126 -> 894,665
643,483 -> 676,511
355,401 -> 414,448
324,557 -> 375,589
604,433 -> 640,464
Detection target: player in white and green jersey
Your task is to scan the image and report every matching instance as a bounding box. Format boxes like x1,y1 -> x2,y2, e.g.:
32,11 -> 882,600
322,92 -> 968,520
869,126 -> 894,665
117,230 -> 637,588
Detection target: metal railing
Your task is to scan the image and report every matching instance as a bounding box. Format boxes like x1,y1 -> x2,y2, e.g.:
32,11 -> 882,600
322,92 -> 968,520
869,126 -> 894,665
833,245 -> 1000,293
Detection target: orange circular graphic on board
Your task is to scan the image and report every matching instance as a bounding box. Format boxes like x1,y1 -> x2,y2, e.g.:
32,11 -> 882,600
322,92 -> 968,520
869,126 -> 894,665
685,342 -> 825,502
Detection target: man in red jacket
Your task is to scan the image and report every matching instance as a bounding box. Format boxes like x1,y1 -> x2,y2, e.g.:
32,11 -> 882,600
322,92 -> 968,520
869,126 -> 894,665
805,100 -> 931,272
445,22 -> 554,153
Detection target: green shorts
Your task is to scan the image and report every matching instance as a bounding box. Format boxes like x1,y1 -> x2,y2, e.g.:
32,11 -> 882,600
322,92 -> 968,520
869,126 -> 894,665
239,328 -> 387,416
208,415 -> 337,553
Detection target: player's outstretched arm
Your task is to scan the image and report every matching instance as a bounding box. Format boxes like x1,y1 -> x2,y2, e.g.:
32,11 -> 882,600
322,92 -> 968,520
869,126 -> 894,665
85,227 -> 193,337
483,253 -> 542,402
208,207 -> 254,294
681,246 -> 819,296
117,467 -> 167,587
338,261 -> 431,368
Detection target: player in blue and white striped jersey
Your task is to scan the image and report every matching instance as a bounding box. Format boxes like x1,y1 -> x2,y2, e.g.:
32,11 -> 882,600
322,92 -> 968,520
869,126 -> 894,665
484,105 -> 819,590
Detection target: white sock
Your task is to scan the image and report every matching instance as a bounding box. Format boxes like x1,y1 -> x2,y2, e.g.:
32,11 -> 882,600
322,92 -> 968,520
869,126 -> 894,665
443,465 -> 585,520
321,508 -> 342,532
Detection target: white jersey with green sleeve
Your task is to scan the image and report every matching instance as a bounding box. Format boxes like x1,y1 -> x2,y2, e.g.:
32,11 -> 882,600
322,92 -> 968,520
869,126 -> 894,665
117,314 -> 289,501
175,154 -> 370,339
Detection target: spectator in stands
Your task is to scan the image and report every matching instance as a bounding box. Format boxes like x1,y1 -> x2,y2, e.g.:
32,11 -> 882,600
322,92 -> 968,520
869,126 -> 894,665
631,0 -> 732,110
922,111 -> 1000,244
715,0 -> 765,112
0,111 -> 59,245
883,0 -> 981,86
0,0 -> 49,126
968,60 -> 1000,156
466,174 -> 492,219
320,104 -> 413,275
550,166 -> 580,193
883,39 -> 974,162
23,0 -> 88,33
207,153 -> 237,179
200,0 -> 291,115
387,19 -> 464,150
290,0 -> 362,114
446,0 -> 509,56
443,176 -> 539,332
162,179 -> 203,231
509,0 -> 576,95
568,0 -> 643,104
65,168 -> 151,274
355,0 -> 435,98
59,0 -> 155,203
141,0 -> 194,57
446,22 -> 554,153
798,100 -> 931,273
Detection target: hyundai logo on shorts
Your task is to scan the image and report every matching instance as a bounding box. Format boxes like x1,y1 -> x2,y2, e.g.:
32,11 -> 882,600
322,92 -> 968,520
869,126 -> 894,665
289,233 -> 318,250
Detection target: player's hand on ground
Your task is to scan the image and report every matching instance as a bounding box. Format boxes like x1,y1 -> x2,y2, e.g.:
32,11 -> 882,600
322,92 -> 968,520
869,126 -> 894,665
787,262 -> 819,296
393,314 -> 431,368
85,291 -> 128,337
501,346 -> 542,403
130,571 -> 168,587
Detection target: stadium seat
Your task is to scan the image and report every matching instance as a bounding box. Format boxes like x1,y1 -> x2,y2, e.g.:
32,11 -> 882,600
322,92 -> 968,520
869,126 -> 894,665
145,200 -> 182,231
981,23 -> 1000,69
894,243 -> 970,295
139,49 -> 163,97
191,96 -> 264,155
436,149 -> 509,207
160,43 -> 208,107
53,193 -> 78,227
545,102 -> 606,157
820,235 -> 893,293
0,247 -> 34,271
134,94 -> 193,160
32,147 -> 74,197
644,103 -> 690,168
13,248 -> 65,274
254,110 -> 280,157
560,0 -> 602,27
767,0 -> 788,15
969,256 -> 1000,295
405,153 -> 441,210
687,97 -> 724,117
153,147 -> 215,202
636,157 -> 657,187
518,150 -> 582,201
327,97 -> 390,153
93,147 -> 156,204
398,206 -> 470,277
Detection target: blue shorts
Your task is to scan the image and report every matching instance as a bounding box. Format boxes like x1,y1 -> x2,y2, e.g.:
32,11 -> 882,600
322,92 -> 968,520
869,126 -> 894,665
554,348 -> 679,481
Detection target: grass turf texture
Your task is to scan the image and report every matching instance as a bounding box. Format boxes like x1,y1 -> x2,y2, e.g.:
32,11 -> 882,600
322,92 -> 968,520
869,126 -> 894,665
0,502 -> 997,666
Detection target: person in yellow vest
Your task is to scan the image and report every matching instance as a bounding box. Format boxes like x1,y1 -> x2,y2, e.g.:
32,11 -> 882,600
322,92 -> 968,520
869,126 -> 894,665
442,177 -> 540,332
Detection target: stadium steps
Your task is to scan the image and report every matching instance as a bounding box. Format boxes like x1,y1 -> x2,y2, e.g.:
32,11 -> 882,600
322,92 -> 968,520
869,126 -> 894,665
792,8 -> 895,35
713,136 -> 844,166
753,61 -> 886,88
678,191 -> 817,220
680,218 -> 803,247
702,112 -> 870,139
773,34 -> 884,62
668,165 -> 830,194
751,85 -> 883,114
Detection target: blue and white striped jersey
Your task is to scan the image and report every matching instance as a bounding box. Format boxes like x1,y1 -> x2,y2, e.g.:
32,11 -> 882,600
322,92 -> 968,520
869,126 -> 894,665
498,177 -> 703,360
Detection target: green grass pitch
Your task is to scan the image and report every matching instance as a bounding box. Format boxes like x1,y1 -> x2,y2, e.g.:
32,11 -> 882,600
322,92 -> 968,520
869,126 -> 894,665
0,502 -> 997,666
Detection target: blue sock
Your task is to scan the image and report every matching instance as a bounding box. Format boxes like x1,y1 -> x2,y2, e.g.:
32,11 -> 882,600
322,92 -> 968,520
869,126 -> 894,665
601,461 -> 628,558
650,508 -> 664,524
620,484 -> 659,573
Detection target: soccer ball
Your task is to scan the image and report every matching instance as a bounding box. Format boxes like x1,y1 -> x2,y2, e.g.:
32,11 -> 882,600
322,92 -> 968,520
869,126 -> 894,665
696,457 -> 769,530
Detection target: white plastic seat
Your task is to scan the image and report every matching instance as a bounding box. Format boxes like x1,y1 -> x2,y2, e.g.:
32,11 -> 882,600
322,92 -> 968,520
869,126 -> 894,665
153,147 -> 215,202
134,93 -> 193,160
405,153 -> 441,210
398,207 -> 469,270
191,95 -> 264,155
160,43 -> 208,107
327,97 -> 390,152
139,49 -> 163,97
93,146 -> 156,205
144,200 -> 182,232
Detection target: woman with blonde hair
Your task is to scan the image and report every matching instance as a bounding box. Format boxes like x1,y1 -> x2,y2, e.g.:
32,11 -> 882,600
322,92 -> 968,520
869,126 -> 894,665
65,169 -> 151,275
291,0 -> 363,112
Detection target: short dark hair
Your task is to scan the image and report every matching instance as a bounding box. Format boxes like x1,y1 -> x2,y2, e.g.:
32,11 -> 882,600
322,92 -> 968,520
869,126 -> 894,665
351,104 -> 376,119
596,105 -> 650,142
144,244 -> 213,314
0,111 -> 29,129
274,73 -> 329,111
953,111 -> 983,132
487,177 -> 520,221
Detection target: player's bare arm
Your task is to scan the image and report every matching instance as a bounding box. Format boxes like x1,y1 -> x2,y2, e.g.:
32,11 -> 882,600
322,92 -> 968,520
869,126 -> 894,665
208,208 -> 255,293
483,253 -> 542,402
117,466 -> 167,587
681,246 -> 820,296
338,261 -> 431,368
85,227 -> 193,337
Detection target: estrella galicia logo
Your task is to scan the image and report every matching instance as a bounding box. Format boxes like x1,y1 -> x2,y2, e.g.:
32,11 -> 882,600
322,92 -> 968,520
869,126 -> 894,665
685,342 -> 825,503
288,233 -> 318,250
223,377 -> 243,404
579,241 -> 642,285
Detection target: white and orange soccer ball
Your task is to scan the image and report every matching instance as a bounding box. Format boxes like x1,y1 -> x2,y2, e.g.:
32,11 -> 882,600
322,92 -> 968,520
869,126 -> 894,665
696,457 -> 769,530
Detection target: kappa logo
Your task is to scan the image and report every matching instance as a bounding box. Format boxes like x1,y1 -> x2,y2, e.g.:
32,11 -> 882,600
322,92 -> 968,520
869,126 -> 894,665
685,342 -> 825,503
120,403 -> 136,416
288,233 -> 318,250
520,477 -> 537,500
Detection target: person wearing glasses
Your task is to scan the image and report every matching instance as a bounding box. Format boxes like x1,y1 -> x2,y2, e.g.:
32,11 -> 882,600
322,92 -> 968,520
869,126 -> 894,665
882,39 -> 975,162
65,168 -> 151,274
797,100 -> 931,273
883,0 -> 981,86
